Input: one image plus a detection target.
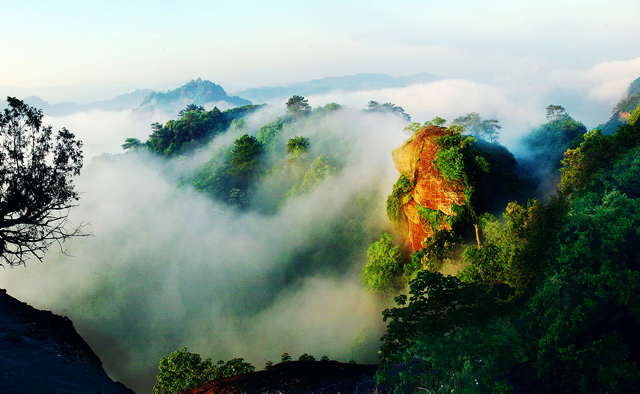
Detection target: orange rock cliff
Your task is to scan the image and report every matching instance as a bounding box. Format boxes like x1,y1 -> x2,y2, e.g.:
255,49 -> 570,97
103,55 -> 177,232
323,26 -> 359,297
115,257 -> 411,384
389,126 -> 466,252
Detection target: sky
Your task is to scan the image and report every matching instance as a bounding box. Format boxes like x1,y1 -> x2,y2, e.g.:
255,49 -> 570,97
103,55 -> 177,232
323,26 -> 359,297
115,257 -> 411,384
1,0 -> 640,103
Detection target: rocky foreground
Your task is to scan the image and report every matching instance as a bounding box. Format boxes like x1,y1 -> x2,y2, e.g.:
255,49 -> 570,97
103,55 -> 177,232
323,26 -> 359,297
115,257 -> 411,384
185,360 -> 387,394
0,288 -> 132,393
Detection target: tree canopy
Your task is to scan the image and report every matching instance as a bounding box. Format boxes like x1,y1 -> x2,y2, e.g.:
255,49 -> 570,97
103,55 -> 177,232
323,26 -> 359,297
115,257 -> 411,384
0,97 -> 84,267
452,112 -> 501,142
365,101 -> 411,121
285,95 -> 311,115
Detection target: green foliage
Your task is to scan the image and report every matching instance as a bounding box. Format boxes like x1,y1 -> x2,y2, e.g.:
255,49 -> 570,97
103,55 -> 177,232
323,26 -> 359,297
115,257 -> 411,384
613,76 -> 640,114
320,355 -> 330,362
416,205 -> 443,231
426,116 -> 447,126
363,233 -> 404,293
519,110 -> 587,188
298,353 -> 316,361
523,189 -> 640,392
433,127 -> 489,220
286,136 -> 310,155
320,102 -> 341,112
365,100 -> 411,121
402,122 -> 422,134
153,349 -> 256,393
0,97 -> 84,267
386,174 -> 413,227
280,352 -> 292,362
545,104 -> 567,122
177,104 -> 205,118
377,271 -> 514,393
190,148 -> 233,200
434,145 -> 466,183
452,113 -> 501,142
257,117 -> 288,148
408,230 -> 457,275
560,117 -> 640,196
121,137 -> 142,151
228,134 -> 263,180
460,198 -> 566,293
153,348 -> 213,393
629,103 -> 640,126
264,360 -> 274,370
147,105 -> 261,156
215,357 -> 255,379
285,95 -> 311,115
379,114 -> 640,392
288,154 -> 335,196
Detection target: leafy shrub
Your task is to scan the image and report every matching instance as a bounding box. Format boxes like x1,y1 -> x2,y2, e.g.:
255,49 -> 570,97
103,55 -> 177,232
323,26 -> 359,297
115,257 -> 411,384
298,353 -> 316,361
386,175 -> 413,227
363,233 -> 404,293
280,352 -> 292,362
153,348 -> 255,393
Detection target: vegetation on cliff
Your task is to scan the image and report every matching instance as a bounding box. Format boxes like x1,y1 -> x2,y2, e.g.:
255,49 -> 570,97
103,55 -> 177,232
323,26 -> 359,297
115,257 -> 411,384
376,102 -> 640,392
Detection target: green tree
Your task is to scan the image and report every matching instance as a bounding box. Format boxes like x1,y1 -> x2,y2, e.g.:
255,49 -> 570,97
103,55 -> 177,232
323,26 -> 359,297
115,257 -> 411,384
215,358 -> 255,379
153,348 -> 255,393
402,122 -> 422,134
365,101 -> 411,121
377,271 -> 514,393
480,119 -> 501,142
177,104 -> 205,118
228,134 -> 263,179
121,137 -> 142,151
363,233 -> 404,293
321,102 -> 341,112
298,353 -> 316,361
286,136 -> 310,155
288,154 -> 335,195
546,104 -> 567,122
453,112 -> 482,137
0,97 -> 84,267
153,348 -> 216,394
286,95 -> 311,115
524,190 -> 640,392
280,352 -> 292,362
425,116 -> 447,126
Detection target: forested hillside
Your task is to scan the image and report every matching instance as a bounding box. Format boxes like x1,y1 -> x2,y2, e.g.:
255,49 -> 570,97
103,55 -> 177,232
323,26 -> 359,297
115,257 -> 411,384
373,102 -> 640,392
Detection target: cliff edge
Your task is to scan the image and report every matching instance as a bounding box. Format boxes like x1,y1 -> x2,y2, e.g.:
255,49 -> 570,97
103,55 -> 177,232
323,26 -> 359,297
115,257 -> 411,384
0,289 -> 132,393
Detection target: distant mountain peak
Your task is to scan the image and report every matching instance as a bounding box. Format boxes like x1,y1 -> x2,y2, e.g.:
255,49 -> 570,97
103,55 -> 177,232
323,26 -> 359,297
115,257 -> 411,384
138,78 -> 251,111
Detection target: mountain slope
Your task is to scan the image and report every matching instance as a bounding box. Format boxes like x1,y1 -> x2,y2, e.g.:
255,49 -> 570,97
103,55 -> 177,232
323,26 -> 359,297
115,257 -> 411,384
0,289 -> 132,393
138,78 -> 251,112
22,89 -> 153,116
599,76 -> 640,134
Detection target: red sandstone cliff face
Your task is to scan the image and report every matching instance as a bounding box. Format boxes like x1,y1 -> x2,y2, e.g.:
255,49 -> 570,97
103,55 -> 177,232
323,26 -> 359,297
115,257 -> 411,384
391,126 -> 466,251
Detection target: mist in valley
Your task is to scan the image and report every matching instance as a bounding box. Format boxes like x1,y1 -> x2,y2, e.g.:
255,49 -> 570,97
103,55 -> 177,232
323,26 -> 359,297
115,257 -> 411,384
0,106 -> 407,391
0,58 -> 638,392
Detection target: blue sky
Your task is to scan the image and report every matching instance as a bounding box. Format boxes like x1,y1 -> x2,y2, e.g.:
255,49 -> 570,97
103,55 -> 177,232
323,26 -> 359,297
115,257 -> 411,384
2,0 -> 639,98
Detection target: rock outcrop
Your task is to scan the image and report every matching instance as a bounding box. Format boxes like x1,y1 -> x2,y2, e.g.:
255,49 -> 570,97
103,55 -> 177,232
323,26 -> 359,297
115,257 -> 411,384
390,126 -> 466,251
185,360 -> 383,394
0,289 -> 132,393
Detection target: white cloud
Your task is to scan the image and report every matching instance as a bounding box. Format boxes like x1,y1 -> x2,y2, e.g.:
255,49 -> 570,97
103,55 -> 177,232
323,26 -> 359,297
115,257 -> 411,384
584,57 -> 640,102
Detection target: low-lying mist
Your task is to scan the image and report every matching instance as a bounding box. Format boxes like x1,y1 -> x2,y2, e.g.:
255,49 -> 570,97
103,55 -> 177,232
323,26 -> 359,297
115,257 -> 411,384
0,107 -> 406,392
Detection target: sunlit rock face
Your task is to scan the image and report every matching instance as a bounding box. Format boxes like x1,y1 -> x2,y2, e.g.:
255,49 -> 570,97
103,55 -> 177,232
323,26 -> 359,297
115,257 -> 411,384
391,126 -> 465,251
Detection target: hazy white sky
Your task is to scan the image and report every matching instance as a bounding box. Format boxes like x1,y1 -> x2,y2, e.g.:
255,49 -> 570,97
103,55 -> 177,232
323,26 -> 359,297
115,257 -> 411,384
2,0 -> 639,101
